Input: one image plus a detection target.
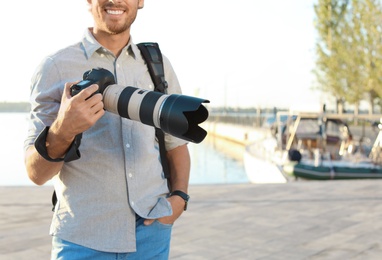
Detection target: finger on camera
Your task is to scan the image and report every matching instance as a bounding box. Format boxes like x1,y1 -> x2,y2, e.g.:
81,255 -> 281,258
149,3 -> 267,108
64,82 -> 79,98
88,97 -> 104,113
87,91 -> 103,106
79,84 -> 99,100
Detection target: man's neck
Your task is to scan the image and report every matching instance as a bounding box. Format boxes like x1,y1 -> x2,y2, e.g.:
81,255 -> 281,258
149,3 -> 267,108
90,28 -> 130,57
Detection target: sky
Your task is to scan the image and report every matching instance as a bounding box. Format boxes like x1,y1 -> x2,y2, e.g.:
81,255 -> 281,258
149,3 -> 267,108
2,0 -> 323,110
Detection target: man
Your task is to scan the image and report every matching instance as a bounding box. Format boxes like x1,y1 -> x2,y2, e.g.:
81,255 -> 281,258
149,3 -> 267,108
24,0 -> 190,259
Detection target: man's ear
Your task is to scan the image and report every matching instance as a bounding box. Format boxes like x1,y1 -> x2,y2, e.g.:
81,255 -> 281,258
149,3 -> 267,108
138,0 -> 144,9
86,0 -> 92,12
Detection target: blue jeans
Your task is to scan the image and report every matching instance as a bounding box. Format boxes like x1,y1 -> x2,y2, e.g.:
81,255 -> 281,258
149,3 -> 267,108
51,217 -> 173,260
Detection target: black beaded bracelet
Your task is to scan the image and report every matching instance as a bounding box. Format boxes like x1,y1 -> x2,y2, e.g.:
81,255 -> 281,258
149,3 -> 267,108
34,126 -> 82,163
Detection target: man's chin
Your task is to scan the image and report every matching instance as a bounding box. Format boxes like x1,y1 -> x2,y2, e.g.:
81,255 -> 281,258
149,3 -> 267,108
106,25 -> 128,35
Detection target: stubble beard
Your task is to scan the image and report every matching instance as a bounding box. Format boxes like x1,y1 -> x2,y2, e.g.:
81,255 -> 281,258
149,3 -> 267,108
105,22 -> 130,35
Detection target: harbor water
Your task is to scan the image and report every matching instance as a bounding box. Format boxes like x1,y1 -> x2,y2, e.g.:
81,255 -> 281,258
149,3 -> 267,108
0,113 -> 249,186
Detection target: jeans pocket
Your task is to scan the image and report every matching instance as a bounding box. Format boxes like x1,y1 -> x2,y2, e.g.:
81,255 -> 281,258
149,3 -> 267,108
155,219 -> 173,228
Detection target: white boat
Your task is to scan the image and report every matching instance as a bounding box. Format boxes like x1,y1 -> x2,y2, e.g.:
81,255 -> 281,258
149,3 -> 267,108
244,111 -> 382,183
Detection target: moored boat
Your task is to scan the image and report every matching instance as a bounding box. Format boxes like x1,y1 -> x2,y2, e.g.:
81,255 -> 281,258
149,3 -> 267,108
292,160 -> 382,180
244,110 -> 382,182
292,119 -> 382,180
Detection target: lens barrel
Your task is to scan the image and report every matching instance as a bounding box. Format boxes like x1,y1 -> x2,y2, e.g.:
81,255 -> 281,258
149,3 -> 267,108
103,85 -> 209,143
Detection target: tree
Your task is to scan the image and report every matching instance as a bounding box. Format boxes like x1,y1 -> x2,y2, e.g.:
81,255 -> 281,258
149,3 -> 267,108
357,0 -> 382,113
314,0 -> 350,113
314,0 -> 382,113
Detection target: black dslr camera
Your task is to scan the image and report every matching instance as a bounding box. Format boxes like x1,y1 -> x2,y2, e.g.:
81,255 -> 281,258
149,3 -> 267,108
70,68 -> 116,97
69,68 -> 210,143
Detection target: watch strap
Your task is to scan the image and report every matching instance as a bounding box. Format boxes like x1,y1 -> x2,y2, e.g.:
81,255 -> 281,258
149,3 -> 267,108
170,190 -> 190,211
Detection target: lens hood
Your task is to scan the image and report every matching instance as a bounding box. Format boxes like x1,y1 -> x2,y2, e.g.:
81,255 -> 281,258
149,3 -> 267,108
159,95 -> 210,143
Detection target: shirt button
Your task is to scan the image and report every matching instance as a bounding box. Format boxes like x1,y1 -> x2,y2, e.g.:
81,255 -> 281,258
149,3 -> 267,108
126,143 -> 130,148
128,173 -> 133,178
131,201 -> 135,206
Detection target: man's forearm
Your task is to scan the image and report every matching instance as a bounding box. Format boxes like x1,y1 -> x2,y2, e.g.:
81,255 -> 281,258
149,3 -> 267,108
45,122 -> 76,159
25,146 -> 64,185
166,144 -> 190,193
25,123 -> 74,185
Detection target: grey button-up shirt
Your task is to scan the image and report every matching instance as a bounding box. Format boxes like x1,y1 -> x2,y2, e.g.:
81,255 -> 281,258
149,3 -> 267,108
24,29 -> 187,253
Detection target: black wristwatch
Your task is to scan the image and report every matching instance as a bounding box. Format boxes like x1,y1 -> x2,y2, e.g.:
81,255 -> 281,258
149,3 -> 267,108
169,190 -> 190,211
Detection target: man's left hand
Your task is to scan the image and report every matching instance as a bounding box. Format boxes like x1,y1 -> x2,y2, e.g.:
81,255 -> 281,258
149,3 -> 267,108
143,195 -> 185,226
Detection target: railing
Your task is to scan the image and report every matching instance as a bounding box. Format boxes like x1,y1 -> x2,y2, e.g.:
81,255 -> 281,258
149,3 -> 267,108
207,112 -> 269,128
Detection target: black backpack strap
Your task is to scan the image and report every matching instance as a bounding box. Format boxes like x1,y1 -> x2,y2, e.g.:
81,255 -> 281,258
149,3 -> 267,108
155,128 -> 170,178
137,42 -> 168,94
137,42 -> 171,179
50,133 -> 82,212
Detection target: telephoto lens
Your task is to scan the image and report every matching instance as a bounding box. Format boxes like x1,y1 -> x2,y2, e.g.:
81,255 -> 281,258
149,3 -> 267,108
71,68 -> 210,143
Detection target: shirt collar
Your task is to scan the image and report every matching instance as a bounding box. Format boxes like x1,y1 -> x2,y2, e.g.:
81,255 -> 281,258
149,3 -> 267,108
82,28 -> 140,59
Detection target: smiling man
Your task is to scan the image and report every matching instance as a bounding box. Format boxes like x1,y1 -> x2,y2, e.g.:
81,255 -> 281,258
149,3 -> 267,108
24,0 -> 191,259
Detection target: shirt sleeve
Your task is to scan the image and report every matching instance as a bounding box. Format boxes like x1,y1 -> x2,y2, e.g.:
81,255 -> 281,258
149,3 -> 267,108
23,57 -> 64,151
162,55 -> 189,151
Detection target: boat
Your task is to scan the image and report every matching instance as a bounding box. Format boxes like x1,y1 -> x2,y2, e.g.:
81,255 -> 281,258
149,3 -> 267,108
292,161 -> 382,180
292,121 -> 382,180
244,111 -> 382,182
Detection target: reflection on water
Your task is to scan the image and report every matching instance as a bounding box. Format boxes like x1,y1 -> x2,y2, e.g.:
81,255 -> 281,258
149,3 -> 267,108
189,135 -> 249,184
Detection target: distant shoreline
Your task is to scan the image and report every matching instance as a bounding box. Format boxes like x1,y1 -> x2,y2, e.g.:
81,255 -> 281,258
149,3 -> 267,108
0,102 -> 30,112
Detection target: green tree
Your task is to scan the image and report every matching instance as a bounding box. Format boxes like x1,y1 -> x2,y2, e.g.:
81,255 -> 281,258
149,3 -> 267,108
357,0 -> 382,113
339,0 -> 366,115
314,0 -> 382,113
314,0 -> 350,113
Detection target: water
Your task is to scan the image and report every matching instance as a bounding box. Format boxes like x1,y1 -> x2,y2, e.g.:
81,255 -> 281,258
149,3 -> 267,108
0,113 -> 248,186
188,135 -> 248,184
0,113 -> 35,185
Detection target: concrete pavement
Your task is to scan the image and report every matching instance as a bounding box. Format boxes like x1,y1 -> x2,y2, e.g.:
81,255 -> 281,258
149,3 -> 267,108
1,180 -> 382,259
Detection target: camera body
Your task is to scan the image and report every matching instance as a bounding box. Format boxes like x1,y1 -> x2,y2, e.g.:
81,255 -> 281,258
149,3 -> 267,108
70,68 -> 116,97
70,68 -> 209,143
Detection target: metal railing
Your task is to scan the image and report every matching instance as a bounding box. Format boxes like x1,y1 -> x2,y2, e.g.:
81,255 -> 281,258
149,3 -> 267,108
207,112 -> 266,128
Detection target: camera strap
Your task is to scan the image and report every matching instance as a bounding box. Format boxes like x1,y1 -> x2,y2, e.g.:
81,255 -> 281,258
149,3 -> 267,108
137,42 -> 171,179
137,43 -> 168,94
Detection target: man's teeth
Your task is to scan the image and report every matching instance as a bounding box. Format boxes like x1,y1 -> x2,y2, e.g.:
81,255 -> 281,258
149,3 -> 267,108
107,10 -> 124,15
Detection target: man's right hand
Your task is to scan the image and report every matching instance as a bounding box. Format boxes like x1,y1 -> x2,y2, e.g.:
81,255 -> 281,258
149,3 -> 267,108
25,82 -> 105,185
46,82 -> 105,159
